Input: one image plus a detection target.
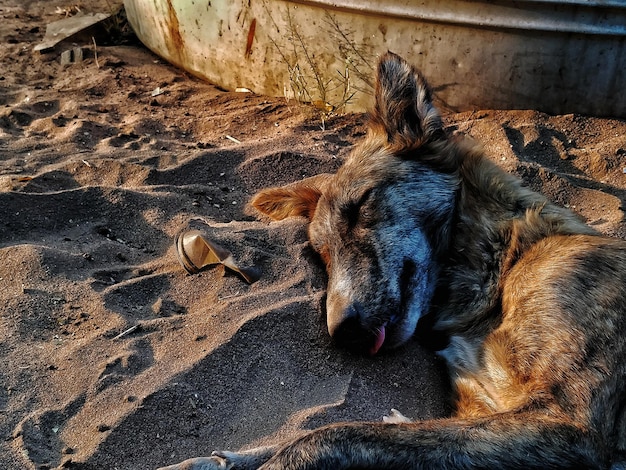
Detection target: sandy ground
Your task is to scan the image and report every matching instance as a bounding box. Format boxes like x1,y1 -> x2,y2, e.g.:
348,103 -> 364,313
1,1 -> 625,469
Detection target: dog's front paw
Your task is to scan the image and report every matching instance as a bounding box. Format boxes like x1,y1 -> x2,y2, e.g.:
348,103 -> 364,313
382,408 -> 412,424
210,450 -> 258,469
156,455 -> 228,470
157,446 -> 276,470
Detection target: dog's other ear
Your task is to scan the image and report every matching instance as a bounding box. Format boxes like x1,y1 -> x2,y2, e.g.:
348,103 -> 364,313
370,51 -> 443,148
250,173 -> 333,221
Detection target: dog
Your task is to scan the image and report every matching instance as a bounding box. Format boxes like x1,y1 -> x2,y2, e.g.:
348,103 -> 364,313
159,52 -> 626,469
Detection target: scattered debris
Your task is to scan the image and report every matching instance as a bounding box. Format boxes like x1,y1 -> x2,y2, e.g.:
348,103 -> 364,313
34,13 -> 112,52
92,36 -> 99,67
225,135 -> 241,144
55,5 -> 82,17
113,324 -> 140,340
175,229 -> 261,284
60,46 -> 85,65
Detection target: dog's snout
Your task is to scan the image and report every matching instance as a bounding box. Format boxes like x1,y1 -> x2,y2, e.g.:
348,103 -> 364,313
328,303 -> 380,354
327,303 -> 360,338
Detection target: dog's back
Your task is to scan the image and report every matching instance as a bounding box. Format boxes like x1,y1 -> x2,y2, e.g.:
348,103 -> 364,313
439,151 -> 626,464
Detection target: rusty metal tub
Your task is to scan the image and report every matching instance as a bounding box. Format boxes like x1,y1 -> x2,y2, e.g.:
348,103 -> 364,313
123,0 -> 626,117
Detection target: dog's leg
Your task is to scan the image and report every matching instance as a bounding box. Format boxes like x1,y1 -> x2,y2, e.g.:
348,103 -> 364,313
256,412 -> 602,470
156,445 -> 278,470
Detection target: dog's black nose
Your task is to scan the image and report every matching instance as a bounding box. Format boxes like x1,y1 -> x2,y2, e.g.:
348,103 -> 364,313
328,304 -> 379,354
327,303 -> 359,337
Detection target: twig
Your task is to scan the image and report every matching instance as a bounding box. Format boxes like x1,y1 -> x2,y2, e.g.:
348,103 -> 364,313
288,9 -> 328,104
92,37 -> 100,68
225,135 -> 242,144
113,324 -> 140,340
322,12 -> 373,90
263,1 -> 367,120
218,291 -> 241,301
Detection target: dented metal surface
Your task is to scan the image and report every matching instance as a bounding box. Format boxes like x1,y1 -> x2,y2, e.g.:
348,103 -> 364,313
123,0 -> 626,117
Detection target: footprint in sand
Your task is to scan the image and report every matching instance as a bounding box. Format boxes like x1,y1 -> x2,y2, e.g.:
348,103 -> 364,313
12,394 -> 85,469
0,100 -> 60,134
92,267 -> 187,321
95,338 -> 155,394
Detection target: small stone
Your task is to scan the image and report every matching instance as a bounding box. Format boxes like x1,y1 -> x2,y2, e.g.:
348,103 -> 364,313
60,50 -> 72,65
151,297 -> 163,315
73,47 -> 83,62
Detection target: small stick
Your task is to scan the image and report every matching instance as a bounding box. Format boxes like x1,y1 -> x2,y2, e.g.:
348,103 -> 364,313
92,37 -> 100,68
218,291 -> 241,301
113,324 -> 139,340
225,135 -> 242,144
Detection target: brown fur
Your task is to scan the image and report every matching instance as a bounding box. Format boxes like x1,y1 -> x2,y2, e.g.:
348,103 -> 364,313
159,53 -> 626,470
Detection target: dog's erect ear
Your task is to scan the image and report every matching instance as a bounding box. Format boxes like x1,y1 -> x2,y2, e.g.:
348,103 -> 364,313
250,173 -> 333,221
370,52 -> 443,148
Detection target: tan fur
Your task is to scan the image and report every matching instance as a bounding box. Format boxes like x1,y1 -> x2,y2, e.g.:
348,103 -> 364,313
250,173 -> 333,220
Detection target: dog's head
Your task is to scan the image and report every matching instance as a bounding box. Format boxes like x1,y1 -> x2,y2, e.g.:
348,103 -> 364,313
252,52 -> 459,354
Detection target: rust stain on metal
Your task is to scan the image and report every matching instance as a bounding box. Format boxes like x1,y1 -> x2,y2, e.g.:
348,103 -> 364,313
245,18 -> 256,58
164,0 -> 186,62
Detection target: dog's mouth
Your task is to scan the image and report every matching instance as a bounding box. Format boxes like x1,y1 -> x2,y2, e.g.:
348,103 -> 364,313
329,260 -> 418,355
369,313 -> 400,355
370,322 -> 387,355
369,260 -> 416,355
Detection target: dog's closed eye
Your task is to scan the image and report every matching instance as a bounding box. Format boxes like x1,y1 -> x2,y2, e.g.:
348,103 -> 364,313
342,189 -> 376,228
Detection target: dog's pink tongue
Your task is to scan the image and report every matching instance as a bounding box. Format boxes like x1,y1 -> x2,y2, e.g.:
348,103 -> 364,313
370,324 -> 386,356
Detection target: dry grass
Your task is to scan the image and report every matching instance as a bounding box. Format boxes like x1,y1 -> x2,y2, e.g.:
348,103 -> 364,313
264,3 -> 375,127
